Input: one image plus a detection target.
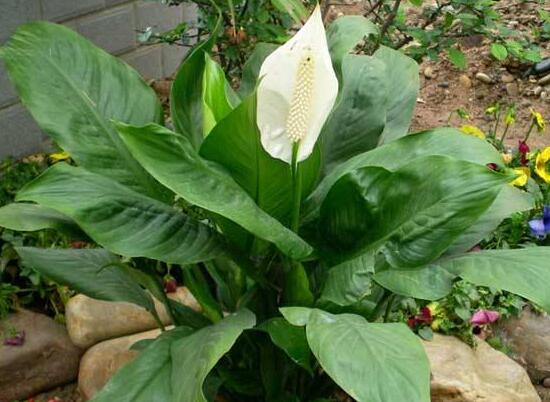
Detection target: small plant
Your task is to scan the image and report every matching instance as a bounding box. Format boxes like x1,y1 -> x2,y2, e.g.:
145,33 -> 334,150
2,5 -> 550,401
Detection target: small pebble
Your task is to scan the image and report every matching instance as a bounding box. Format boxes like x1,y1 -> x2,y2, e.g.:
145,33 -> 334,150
476,72 -> 492,84
535,86 -> 543,96
458,74 -> 472,88
539,74 -> 550,86
543,377 -> 550,388
424,66 -> 435,79
501,74 -> 515,83
541,91 -> 549,100
506,83 -> 520,97
438,82 -> 450,88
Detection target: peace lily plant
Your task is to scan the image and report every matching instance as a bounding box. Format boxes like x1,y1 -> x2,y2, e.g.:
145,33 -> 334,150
1,5 -> 550,402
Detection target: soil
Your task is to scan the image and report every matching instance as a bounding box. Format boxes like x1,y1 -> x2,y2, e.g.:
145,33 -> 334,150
25,383 -> 83,402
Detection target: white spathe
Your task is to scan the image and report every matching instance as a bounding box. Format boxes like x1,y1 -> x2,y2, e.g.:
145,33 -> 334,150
257,5 -> 338,164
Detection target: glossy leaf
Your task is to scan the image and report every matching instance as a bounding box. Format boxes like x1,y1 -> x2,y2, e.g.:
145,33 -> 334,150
171,10 -> 222,148
0,203 -> 85,239
441,248 -> 550,312
304,127 -> 502,222
200,94 -> 320,224
17,164 -> 223,264
1,22 -> 167,200
91,327 -> 194,402
374,263 -> 455,300
171,310 -> 256,402
258,317 -> 313,374
445,185 -> 534,255
374,46 -> 419,144
319,156 -> 508,266
16,247 -> 154,312
117,122 -> 313,260
202,53 -> 239,136
239,43 -> 279,98
282,308 -> 430,402
319,252 -> 375,306
321,54 -> 387,173
326,15 -> 378,75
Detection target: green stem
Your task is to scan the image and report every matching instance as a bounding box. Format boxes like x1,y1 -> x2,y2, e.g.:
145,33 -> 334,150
524,122 -> 535,143
493,109 -> 501,138
383,294 -> 396,323
500,124 -> 510,146
290,143 -> 302,233
369,289 -> 391,322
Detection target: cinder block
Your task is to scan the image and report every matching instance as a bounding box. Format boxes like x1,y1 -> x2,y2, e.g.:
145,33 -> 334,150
0,0 -> 41,44
0,61 -> 18,108
42,0 -> 105,22
0,104 -> 47,160
135,1 -> 184,33
76,5 -> 136,55
162,44 -> 190,77
122,45 -> 163,80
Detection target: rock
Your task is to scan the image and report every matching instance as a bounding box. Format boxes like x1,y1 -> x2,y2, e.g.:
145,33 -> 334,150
66,287 -> 199,349
542,92 -> 549,101
476,72 -> 493,84
502,73 -> 516,83
458,74 -> 472,88
535,86 -> 544,96
438,82 -> 450,88
507,83 -> 520,97
78,328 -> 165,400
544,378 -> 550,388
0,310 -> 82,402
539,74 -> 550,86
424,334 -> 540,402
497,308 -> 550,383
424,66 -> 436,79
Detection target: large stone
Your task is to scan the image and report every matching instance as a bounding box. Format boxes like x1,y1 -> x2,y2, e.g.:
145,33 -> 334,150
0,310 -> 82,402
424,334 -> 540,402
497,308 -> 550,383
66,287 -> 199,349
78,328 -> 164,400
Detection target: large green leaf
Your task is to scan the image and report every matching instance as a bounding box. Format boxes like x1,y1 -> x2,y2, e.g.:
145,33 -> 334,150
117,123 -> 313,260
374,46 -> 419,144
281,308 -> 430,402
202,53 -> 239,136
319,252 -> 375,306
239,43 -> 278,98
200,94 -> 320,224
319,156 -> 508,266
91,327 -> 194,402
445,185 -> 534,255
15,247 -> 154,312
16,164 -> 223,264
304,128 -> 502,222
0,203 -> 86,239
1,22 -> 167,201
441,248 -> 550,312
326,15 -> 378,75
258,317 -> 313,374
171,309 -> 256,402
374,263 -> 456,300
321,54 -> 387,173
171,11 -> 222,148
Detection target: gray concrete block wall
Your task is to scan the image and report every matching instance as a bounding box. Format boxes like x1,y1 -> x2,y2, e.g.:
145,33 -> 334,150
0,0 -> 196,160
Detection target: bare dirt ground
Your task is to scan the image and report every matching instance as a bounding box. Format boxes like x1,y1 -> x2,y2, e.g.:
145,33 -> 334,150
328,0 -> 550,149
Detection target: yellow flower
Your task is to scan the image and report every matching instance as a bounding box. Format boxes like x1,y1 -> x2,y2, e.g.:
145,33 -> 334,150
460,125 -> 486,139
501,153 -> 512,164
510,167 -> 530,187
531,110 -> 546,132
49,151 -> 71,162
431,319 -> 442,331
536,147 -> 550,183
427,302 -> 440,316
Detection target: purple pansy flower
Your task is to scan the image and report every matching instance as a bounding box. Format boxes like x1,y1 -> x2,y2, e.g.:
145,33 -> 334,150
528,206 -> 550,238
471,310 -> 500,326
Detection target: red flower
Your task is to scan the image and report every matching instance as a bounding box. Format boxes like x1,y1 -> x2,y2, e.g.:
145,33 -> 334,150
163,277 -> 177,293
518,141 -> 530,154
486,163 -> 498,171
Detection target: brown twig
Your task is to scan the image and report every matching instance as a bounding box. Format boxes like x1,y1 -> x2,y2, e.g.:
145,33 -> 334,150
378,0 -> 402,42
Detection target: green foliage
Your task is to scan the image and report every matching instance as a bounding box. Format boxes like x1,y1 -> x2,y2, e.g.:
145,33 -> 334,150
2,14 -> 550,402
